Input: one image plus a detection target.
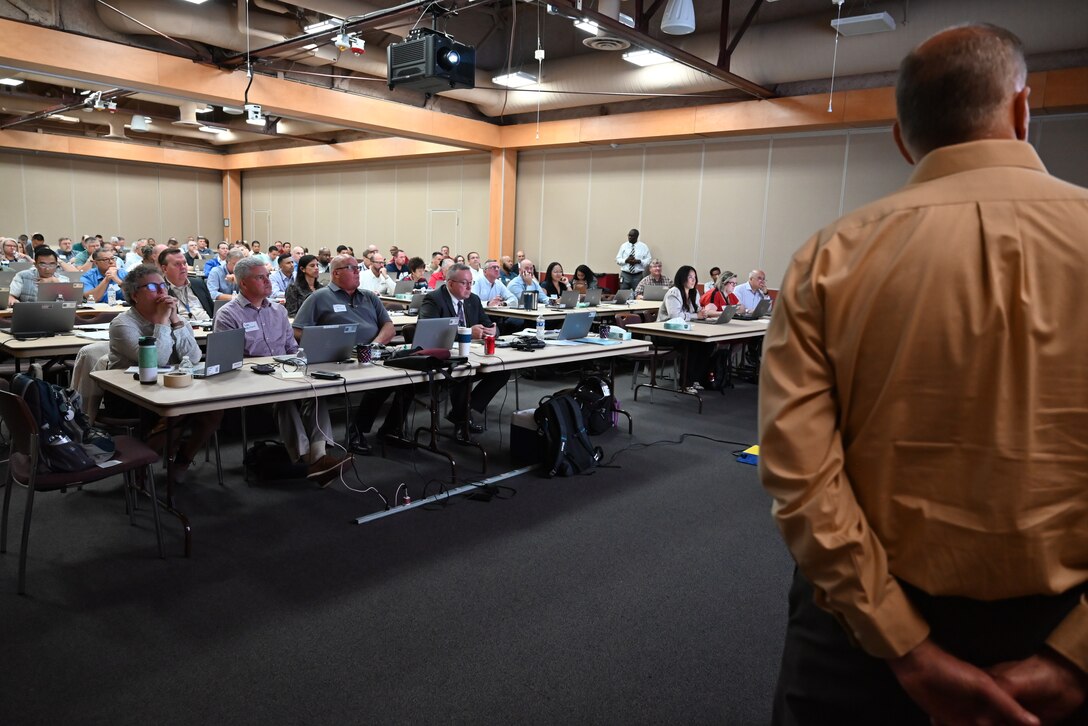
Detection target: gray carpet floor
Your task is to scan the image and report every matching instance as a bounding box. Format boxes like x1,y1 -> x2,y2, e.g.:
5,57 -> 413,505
0,365 -> 794,725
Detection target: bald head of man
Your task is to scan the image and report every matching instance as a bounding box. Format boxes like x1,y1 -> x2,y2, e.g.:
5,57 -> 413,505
894,24 -> 1029,163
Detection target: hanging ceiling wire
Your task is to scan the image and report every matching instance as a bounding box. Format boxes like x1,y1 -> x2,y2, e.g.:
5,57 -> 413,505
827,0 -> 844,112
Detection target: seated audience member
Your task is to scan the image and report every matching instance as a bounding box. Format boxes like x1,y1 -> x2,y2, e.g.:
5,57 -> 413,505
285,253 -> 322,316
203,242 -> 230,275
440,245 -> 451,257
335,244 -> 350,256
290,246 -> 305,267
735,269 -> 771,310
292,255 -> 398,454
72,235 -> 100,269
82,248 -> 127,302
184,241 -> 202,267
123,239 -> 146,271
452,254 -> 464,265
359,252 -> 396,295
542,262 -> 569,298
195,237 -> 209,255
499,255 -> 518,285
317,247 -> 332,273
105,264 -> 221,484
507,259 -> 548,303
160,247 -> 213,322
700,270 -> 742,311
427,250 -> 444,274
9,247 -> 69,304
386,251 -> 411,279
571,265 -> 597,294
466,251 -> 484,282
661,265 -> 718,392
54,237 -> 78,269
406,256 -> 429,289
472,259 -> 518,307
707,266 -> 721,290
29,233 -> 46,253
207,248 -> 246,300
215,257 -> 348,485
1,237 -> 31,264
420,264 -> 509,441
270,254 -> 295,299
634,259 -> 672,299
427,257 -> 453,289
17,234 -> 30,256
249,240 -> 271,266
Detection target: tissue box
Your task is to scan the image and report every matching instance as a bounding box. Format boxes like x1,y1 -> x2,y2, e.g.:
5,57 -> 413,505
607,328 -> 632,341
664,320 -> 692,331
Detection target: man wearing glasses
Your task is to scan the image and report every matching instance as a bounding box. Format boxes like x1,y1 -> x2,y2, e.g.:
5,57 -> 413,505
81,248 -> 127,303
472,259 -> 517,307
293,255 -> 398,454
8,246 -> 70,305
420,263 -> 508,442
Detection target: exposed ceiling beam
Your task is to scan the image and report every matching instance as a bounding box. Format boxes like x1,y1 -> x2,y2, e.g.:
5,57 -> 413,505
549,0 -> 774,100
0,88 -> 135,130
721,0 -> 765,70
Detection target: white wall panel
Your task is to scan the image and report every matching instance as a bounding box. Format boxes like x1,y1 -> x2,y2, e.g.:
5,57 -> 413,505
697,140 -> 771,280
586,147 -> 643,273
642,145 -> 703,277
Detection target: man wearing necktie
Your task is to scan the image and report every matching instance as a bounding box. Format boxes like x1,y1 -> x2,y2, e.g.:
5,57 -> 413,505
615,228 -> 651,291
419,263 -> 509,442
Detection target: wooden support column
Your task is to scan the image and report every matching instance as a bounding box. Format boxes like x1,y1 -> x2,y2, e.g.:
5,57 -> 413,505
488,148 -> 517,259
222,169 -> 242,243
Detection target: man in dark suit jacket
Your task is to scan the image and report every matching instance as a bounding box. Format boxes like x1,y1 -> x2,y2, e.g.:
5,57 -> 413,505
419,263 -> 510,439
160,247 -> 214,320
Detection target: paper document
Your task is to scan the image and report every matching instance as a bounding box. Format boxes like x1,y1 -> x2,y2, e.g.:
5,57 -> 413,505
123,366 -> 174,374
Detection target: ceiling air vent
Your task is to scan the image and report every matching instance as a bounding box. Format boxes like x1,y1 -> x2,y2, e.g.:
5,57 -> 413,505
583,33 -> 630,51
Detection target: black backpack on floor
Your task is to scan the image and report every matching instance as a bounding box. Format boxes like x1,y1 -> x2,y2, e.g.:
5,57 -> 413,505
10,373 -> 99,473
534,393 -> 603,478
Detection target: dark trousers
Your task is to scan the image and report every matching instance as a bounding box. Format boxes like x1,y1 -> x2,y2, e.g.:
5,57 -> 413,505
619,271 -> 641,291
354,386 -> 413,435
773,569 -> 1088,725
448,370 -> 510,422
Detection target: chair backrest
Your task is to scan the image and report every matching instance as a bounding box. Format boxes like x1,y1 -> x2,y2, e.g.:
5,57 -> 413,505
0,389 -> 37,459
402,323 -> 416,345
613,313 -> 640,330
641,310 -> 659,323
71,341 -> 110,420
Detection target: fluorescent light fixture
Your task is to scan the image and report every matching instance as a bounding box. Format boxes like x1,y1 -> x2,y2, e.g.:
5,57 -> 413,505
48,114 -> 79,123
0,77 -> 23,86
179,0 -> 211,4
301,43 -> 318,51
574,19 -> 597,34
618,13 -> 634,27
621,49 -> 672,67
830,11 -> 896,36
492,71 -> 537,88
198,125 -> 224,134
222,106 -> 243,115
304,18 -> 342,34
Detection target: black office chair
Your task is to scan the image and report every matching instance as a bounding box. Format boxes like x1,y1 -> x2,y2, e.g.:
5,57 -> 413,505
0,389 -> 164,594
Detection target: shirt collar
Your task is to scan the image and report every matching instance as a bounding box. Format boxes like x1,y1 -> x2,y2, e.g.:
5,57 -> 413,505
908,139 -> 1046,186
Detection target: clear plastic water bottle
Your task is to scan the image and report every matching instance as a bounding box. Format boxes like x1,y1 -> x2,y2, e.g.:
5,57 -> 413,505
295,347 -> 307,371
535,313 -> 545,341
106,284 -> 117,306
178,355 -> 194,376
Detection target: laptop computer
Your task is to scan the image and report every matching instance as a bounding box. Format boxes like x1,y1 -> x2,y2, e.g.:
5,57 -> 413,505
408,292 -> 425,314
191,327 -> 245,378
411,316 -> 458,350
694,305 -> 739,325
0,286 -> 9,310
212,298 -> 231,319
393,278 -> 415,295
543,311 -> 596,343
0,269 -> 16,288
37,281 -> 85,303
7,261 -> 31,273
733,298 -> 772,321
298,324 -> 358,364
642,285 -> 668,301
10,301 -> 77,339
612,289 -> 632,305
549,290 -> 579,309
583,288 -> 602,306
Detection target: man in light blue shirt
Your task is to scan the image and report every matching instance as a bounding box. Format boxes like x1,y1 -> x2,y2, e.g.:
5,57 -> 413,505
506,258 -> 548,304
207,248 -> 246,300
472,258 -> 517,307
203,242 -> 230,276
270,254 -> 294,298
81,248 -> 126,302
734,268 -> 771,312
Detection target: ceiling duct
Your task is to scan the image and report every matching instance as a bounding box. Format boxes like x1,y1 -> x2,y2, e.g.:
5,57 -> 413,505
102,115 -> 127,140
583,0 -> 630,51
172,101 -> 202,127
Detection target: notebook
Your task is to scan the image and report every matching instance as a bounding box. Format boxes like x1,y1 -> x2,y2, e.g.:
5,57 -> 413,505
10,301 -> 77,339
411,316 -> 458,350
642,285 -> 668,301
192,327 -> 245,378
37,281 -> 85,303
733,298 -> 771,321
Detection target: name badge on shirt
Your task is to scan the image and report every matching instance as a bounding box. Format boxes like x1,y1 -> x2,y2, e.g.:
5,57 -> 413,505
243,321 -> 259,332
333,304 -> 347,312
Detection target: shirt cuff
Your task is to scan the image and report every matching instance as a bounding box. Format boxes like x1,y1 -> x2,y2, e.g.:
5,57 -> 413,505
1045,595 -> 1088,676
818,578 -> 931,659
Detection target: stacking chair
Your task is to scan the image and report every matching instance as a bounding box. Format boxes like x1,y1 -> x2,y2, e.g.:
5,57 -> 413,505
0,389 -> 164,594
613,313 -> 679,391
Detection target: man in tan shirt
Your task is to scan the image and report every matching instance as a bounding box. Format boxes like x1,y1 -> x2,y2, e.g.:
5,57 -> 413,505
760,25 -> 1088,724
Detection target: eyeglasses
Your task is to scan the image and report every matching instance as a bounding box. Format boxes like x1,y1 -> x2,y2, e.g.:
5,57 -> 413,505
725,281 -> 737,286
96,256 -> 116,263
334,265 -> 361,273
35,261 -> 57,268
485,265 -> 500,270
138,282 -> 168,293
447,278 -> 472,286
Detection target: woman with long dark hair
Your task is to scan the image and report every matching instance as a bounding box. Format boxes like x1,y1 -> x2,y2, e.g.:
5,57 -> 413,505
543,261 -> 569,298
660,264 -> 718,392
571,264 -> 597,294
285,253 -> 322,316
